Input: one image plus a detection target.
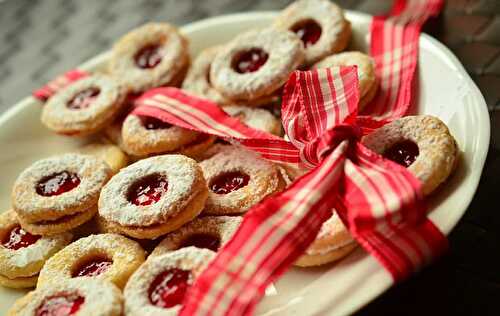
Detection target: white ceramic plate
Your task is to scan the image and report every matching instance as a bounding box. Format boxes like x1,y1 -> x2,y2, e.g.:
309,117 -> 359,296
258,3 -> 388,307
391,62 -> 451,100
0,11 -> 489,316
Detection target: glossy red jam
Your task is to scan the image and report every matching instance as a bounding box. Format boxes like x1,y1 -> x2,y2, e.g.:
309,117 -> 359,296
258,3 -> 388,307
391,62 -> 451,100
72,257 -> 113,278
1,226 -> 41,250
67,87 -> 100,110
210,171 -> 250,194
149,268 -> 192,308
35,293 -> 84,316
232,48 -> 269,73
139,116 -> 172,130
135,44 -> 163,69
383,140 -> 420,168
36,171 -> 81,197
180,233 -> 221,252
128,174 -> 168,206
291,19 -> 322,47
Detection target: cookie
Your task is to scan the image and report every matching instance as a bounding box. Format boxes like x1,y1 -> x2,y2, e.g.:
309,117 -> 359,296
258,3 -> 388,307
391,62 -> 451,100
41,74 -> 128,136
274,0 -> 351,65
98,155 -> 208,239
362,115 -> 459,195
223,105 -> 283,136
109,23 -> 190,93
209,27 -> 304,101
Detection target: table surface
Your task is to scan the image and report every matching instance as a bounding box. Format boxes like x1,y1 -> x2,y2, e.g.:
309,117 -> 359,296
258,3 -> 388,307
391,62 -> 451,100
1,1 -> 499,315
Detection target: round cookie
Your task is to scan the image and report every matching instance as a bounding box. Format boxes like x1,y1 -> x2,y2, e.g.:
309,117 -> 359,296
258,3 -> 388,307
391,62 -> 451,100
150,216 -> 242,257
200,146 -> 287,215
124,248 -> 215,315
182,46 -> 280,107
121,114 -> 199,157
210,27 -> 304,101
41,74 -> 128,136
295,212 -> 357,267
109,22 -> 190,93
312,51 -> 378,110
98,155 -> 208,239
274,0 -> 351,65
12,153 -> 111,234
223,105 -> 283,136
37,233 -> 145,289
0,210 -> 72,288
362,115 -> 458,195
7,278 -> 123,316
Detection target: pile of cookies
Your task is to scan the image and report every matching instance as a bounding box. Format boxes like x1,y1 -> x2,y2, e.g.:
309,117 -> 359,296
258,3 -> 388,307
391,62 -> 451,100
2,0 -> 458,315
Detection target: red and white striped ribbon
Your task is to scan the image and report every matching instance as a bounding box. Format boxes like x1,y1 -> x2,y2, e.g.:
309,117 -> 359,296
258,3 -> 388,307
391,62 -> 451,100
32,69 -> 88,102
32,1 -> 445,314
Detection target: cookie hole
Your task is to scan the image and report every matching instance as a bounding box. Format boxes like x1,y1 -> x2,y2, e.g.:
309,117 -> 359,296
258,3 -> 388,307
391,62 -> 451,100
149,268 -> 192,308
67,87 -> 100,110
72,255 -> 113,278
139,115 -> 172,130
1,225 -> 41,250
291,19 -> 322,47
383,140 -> 419,168
36,171 -> 81,197
210,171 -> 250,194
35,292 -> 84,316
180,233 -> 221,252
231,48 -> 269,74
135,44 -> 163,69
127,173 -> 169,206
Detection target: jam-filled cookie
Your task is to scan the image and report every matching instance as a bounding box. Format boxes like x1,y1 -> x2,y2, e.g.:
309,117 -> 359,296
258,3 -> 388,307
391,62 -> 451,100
37,233 -> 145,289
98,155 -> 208,239
274,0 -> 351,65
223,105 -> 283,136
150,216 -> 242,257
124,247 -> 215,315
41,74 -> 128,136
200,146 -> 286,215
362,115 -> 458,195
182,46 -> 280,107
313,51 -> 378,109
0,210 -> 72,288
12,153 -> 112,235
295,212 -> 357,267
77,141 -> 129,174
210,27 -> 304,101
109,23 -> 190,93
121,114 -> 199,157
7,278 -> 123,316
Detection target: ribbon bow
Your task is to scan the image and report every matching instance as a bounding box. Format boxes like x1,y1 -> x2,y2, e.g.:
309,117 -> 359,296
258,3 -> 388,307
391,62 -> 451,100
132,65 -> 447,316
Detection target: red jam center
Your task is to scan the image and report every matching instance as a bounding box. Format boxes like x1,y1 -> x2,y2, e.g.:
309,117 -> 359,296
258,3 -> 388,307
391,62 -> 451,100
180,233 -> 221,252
72,257 -> 113,278
128,174 -> 168,206
35,293 -> 84,316
139,115 -> 172,130
210,171 -> 250,194
66,87 -> 100,110
36,171 -> 81,197
383,140 -> 420,168
1,225 -> 41,250
232,48 -> 269,73
291,19 -> 322,47
135,44 -> 163,69
149,268 -> 192,308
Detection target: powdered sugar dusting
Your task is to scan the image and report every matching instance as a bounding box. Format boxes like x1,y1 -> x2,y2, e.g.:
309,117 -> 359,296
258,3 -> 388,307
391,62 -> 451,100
200,146 -> 284,214
98,155 -> 204,226
124,247 -> 215,316
362,115 -> 458,195
12,153 -> 111,221
223,105 -> 282,136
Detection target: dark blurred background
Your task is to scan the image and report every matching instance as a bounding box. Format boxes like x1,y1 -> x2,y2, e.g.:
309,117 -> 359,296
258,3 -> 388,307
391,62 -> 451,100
0,0 -> 499,315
